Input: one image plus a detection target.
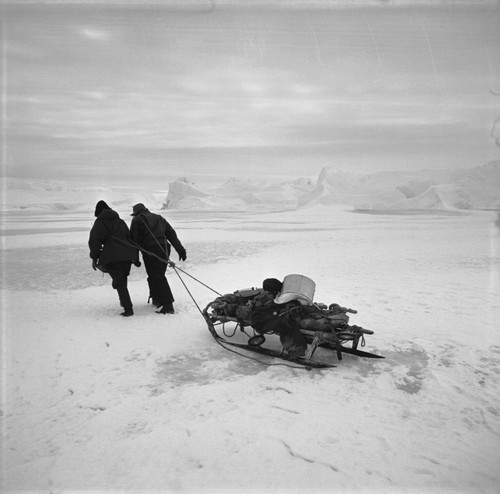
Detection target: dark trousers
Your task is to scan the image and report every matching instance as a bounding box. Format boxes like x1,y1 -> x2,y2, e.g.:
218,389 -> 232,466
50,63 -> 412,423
106,261 -> 133,311
142,244 -> 174,306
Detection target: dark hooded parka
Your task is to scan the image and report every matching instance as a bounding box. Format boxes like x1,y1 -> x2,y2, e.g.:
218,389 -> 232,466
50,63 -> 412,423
129,203 -> 186,314
89,200 -> 139,316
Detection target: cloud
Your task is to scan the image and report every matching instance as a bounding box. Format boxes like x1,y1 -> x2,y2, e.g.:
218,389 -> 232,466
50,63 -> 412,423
4,2 -> 498,180
80,27 -> 110,41
78,91 -> 107,100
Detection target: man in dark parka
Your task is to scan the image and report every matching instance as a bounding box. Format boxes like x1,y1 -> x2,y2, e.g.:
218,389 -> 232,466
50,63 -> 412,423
130,203 -> 187,314
89,200 -> 139,316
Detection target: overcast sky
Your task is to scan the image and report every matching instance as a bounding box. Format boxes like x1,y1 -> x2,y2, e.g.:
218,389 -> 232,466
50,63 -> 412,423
2,1 -> 500,184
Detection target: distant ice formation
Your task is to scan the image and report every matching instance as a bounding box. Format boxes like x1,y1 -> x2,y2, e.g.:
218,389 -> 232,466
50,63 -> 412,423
4,161 -> 500,213
160,160 -> 500,212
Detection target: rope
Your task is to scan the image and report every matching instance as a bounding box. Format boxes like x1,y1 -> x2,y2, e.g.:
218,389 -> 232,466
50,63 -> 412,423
170,263 -> 204,316
169,263 -> 222,297
126,237 -> 222,297
137,214 -> 169,256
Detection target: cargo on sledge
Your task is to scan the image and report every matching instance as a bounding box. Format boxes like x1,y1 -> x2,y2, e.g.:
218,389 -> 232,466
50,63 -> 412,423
202,274 -> 384,368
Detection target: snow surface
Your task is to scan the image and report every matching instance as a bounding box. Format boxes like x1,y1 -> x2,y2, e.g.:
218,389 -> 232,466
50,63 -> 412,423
1,178 -> 500,493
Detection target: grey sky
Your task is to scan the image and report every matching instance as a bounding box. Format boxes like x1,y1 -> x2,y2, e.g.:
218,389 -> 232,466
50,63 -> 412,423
2,1 -> 500,183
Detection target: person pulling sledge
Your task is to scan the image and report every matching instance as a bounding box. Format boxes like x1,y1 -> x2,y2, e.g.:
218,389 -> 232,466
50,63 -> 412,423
130,203 -> 187,314
88,200 -> 140,317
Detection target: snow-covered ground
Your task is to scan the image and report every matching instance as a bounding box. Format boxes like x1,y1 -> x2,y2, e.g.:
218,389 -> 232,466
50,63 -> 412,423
1,186 -> 500,493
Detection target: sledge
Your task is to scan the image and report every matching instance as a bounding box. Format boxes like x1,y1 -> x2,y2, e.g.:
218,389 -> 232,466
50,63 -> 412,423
202,274 -> 384,368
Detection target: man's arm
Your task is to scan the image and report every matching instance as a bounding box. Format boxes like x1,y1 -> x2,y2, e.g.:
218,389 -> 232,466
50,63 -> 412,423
163,219 -> 186,261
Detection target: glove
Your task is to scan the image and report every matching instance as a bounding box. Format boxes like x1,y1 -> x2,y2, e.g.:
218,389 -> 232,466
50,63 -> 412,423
92,259 -> 98,271
178,250 -> 187,262
133,260 -> 141,268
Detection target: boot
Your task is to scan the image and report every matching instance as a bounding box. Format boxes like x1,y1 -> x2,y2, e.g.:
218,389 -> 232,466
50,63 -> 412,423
117,286 -> 133,317
157,302 -> 174,314
147,278 -> 162,307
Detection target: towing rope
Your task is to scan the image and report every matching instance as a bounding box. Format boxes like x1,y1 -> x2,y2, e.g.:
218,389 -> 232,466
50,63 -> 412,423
125,238 -> 222,315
